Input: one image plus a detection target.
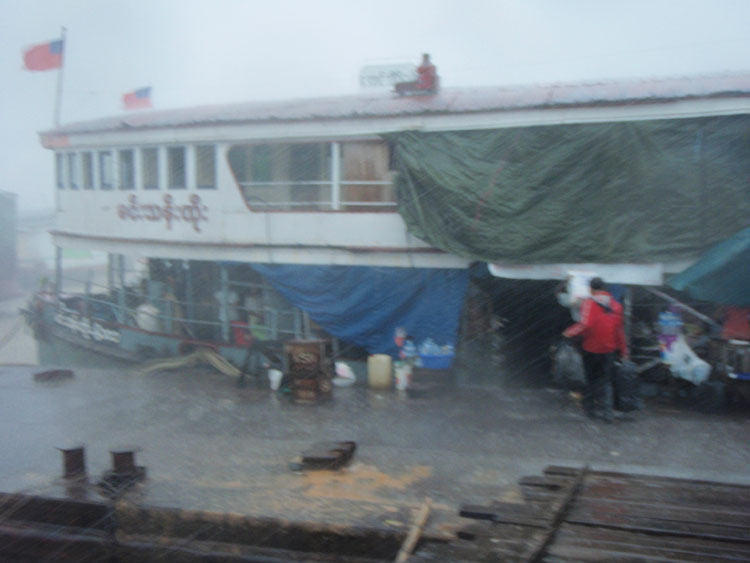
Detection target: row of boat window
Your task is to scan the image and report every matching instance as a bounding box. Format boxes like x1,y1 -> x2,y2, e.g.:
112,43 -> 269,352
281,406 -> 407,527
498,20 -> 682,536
228,141 -> 397,210
55,140 -> 397,210
55,145 -> 216,191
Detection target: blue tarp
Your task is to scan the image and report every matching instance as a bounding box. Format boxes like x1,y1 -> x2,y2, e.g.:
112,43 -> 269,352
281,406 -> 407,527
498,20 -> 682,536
669,227 -> 750,306
251,264 -> 469,356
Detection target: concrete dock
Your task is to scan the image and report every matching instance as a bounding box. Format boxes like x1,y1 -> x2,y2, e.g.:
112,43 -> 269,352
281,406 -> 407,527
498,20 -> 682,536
1,361 -> 750,541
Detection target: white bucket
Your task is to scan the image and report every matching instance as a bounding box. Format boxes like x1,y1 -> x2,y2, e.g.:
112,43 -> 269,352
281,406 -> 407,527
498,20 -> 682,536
367,354 -> 392,389
394,363 -> 412,390
268,369 -> 283,390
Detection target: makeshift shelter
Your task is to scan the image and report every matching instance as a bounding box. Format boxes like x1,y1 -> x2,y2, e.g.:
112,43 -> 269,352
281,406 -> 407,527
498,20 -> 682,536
669,227 -> 750,306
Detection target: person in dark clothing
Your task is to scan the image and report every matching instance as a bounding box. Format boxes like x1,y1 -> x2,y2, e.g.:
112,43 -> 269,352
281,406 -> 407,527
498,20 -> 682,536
563,277 -> 628,422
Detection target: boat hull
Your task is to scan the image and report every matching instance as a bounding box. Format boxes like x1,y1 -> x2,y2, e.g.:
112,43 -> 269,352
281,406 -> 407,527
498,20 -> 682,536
26,300 -> 261,372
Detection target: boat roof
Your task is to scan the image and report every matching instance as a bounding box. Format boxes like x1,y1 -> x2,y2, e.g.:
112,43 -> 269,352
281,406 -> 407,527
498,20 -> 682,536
45,72 -> 750,136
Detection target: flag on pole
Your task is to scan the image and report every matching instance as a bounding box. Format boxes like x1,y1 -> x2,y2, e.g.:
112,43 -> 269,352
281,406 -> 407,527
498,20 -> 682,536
23,39 -> 64,71
123,87 -> 153,110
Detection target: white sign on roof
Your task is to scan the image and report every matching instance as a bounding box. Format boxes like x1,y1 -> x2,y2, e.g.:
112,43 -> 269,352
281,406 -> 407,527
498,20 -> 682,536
359,63 -> 417,89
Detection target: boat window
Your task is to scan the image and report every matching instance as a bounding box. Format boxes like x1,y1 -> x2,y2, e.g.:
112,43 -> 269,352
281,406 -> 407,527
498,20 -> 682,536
118,149 -> 135,190
196,145 -> 216,189
229,141 -> 394,211
142,148 -> 159,190
82,152 -> 94,190
228,142 -> 332,210
168,146 -> 186,189
56,153 -> 64,189
99,151 -> 114,190
341,141 -> 396,210
67,153 -> 79,190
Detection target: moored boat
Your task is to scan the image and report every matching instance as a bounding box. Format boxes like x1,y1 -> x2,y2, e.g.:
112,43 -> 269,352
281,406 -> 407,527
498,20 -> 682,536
26,71 -> 750,371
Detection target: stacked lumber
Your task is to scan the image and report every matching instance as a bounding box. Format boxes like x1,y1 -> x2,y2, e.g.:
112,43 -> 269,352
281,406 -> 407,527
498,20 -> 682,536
421,465 -> 750,562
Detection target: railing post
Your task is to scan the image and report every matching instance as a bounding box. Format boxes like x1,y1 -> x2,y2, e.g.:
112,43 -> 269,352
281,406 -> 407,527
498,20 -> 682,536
331,142 -> 341,210
118,254 -> 126,322
54,245 -> 63,297
624,286 -> 632,355
107,253 -> 114,293
184,260 -> 195,335
220,264 -> 230,343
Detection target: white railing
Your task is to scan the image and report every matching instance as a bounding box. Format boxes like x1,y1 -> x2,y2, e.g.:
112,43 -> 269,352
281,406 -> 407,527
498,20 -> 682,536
56,276 -> 311,344
240,180 -> 396,210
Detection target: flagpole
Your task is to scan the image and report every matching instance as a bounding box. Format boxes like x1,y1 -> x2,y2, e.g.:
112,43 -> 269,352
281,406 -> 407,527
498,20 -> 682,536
53,26 -> 67,128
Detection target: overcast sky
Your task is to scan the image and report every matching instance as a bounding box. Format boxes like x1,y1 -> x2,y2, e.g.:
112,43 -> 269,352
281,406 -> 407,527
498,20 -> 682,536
3,0 -> 750,214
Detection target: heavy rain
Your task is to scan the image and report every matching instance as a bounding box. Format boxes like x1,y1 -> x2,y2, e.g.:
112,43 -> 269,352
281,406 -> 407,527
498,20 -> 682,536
2,1 -> 750,561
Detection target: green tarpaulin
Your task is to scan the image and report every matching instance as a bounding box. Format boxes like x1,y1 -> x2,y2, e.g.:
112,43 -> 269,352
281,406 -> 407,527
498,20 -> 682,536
669,227 -> 750,306
388,115 -> 750,264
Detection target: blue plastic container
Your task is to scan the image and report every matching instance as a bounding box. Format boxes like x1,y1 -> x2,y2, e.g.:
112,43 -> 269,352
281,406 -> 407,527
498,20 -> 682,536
419,353 -> 454,370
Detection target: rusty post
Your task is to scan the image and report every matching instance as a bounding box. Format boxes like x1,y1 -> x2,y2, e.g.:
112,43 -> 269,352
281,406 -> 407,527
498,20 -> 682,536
58,445 -> 86,479
110,448 -> 139,475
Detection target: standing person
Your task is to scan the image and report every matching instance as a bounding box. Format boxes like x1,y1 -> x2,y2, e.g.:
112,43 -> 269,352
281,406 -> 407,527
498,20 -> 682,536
563,277 -> 628,422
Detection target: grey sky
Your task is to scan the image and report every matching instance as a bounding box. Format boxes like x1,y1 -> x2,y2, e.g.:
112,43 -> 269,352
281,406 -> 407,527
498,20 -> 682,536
2,0 -> 750,214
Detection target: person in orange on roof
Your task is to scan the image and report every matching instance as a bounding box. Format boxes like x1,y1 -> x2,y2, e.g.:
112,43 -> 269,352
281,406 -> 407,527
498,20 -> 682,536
394,54 -> 439,95
416,53 -> 438,91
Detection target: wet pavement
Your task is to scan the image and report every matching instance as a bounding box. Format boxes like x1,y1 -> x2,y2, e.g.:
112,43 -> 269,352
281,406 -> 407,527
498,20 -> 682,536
1,363 -> 750,539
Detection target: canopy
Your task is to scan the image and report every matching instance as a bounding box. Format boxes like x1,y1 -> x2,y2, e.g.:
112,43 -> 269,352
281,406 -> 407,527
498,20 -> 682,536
669,228 -> 750,306
388,115 -> 750,265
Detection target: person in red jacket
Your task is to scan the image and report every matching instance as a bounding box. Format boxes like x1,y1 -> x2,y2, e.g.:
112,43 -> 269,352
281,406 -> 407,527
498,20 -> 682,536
563,277 -> 628,422
394,54 -> 439,95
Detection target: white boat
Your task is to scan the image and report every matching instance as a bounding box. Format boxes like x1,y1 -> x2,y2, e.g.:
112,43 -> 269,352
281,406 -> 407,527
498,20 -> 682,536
26,72 -> 750,371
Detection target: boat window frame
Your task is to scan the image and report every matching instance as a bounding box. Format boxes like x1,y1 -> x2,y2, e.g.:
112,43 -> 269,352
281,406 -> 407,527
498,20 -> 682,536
141,147 -> 160,190
66,152 -> 79,190
82,151 -> 95,190
118,149 -> 136,190
168,146 -> 187,190
98,150 -> 114,190
195,144 -> 216,190
228,139 -> 397,212
55,152 -> 65,189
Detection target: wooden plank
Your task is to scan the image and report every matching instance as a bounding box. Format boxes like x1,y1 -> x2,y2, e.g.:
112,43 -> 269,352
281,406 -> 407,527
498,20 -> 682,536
572,497 -> 750,529
524,487 -> 750,520
518,475 -> 571,490
449,466 -> 750,561
394,498 -> 431,563
548,523 -> 750,562
545,466 -> 750,493
578,476 -> 750,507
457,521 -> 534,541
459,502 -> 547,527
566,505 -> 750,543
519,465 -> 589,562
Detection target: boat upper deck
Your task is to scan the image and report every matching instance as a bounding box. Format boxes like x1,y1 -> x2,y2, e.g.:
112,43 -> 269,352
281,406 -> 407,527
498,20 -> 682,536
43,72 -> 750,143
43,72 -> 750,268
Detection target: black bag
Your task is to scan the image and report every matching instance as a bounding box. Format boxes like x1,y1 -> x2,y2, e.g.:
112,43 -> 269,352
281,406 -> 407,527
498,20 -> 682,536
552,340 -> 586,388
613,359 -> 643,412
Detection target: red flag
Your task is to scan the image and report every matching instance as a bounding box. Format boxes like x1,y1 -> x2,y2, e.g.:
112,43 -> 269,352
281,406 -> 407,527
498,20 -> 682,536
23,39 -> 64,71
123,87 -> 152,110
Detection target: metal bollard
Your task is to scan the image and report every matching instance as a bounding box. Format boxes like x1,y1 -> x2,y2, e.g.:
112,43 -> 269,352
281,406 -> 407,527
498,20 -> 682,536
58,445 -> 86,479
110,448 -> 139,475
